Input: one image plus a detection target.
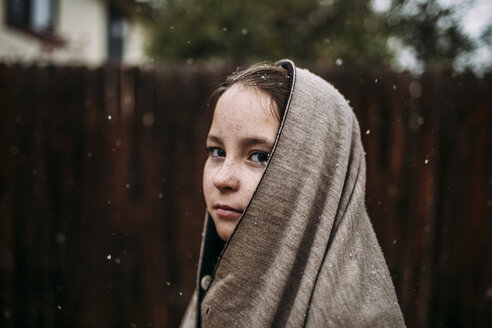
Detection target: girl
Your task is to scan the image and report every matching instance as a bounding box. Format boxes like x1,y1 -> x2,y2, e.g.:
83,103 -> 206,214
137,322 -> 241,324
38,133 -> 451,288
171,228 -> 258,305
181,60 -> 405,327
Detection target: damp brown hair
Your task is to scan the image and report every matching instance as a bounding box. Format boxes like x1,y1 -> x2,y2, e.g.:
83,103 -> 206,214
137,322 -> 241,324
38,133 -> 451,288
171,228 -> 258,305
208,62 -> 291,122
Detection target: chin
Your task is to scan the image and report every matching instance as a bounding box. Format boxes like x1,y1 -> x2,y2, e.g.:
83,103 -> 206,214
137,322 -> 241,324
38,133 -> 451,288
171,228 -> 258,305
215,222 -> 235,241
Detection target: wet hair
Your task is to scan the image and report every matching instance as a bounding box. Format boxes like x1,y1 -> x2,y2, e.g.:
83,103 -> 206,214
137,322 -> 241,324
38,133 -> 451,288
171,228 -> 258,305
208,62 -> 291,122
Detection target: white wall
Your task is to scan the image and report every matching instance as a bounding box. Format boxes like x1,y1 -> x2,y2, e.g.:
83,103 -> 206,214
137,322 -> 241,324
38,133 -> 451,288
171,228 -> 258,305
0,0 -> 147,66
123,20 -> 148,65
55,0 -> 107,65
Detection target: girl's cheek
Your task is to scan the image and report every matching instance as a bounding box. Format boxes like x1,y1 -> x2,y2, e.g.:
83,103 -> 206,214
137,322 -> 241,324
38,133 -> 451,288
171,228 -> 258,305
243,167 -> 263,190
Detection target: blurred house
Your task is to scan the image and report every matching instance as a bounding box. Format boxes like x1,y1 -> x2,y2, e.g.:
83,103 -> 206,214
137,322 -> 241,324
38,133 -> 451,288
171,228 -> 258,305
0,0 -> 148,65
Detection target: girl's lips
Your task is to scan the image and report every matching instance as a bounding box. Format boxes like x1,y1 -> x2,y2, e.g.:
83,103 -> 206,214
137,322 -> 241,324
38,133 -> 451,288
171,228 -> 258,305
214,205 -> 243,219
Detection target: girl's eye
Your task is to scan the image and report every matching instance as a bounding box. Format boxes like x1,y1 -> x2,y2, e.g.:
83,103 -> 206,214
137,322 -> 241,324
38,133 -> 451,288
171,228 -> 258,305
208,147 -> 225,158
250,151 -> 270,164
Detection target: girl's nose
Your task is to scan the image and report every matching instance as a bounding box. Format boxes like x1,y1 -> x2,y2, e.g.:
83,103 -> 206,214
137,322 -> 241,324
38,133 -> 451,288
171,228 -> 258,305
213,160 -> 240,191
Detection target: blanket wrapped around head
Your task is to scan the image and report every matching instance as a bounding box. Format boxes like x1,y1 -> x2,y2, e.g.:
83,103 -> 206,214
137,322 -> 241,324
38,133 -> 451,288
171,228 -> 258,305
181,60 -> 405,328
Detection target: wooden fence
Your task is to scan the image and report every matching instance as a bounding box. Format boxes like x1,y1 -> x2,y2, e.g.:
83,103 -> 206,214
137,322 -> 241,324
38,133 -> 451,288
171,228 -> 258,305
0,63 -> 491,327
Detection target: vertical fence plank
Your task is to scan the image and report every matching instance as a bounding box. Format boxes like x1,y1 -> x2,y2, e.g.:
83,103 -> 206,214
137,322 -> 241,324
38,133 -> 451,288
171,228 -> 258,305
0,64 -> 23,328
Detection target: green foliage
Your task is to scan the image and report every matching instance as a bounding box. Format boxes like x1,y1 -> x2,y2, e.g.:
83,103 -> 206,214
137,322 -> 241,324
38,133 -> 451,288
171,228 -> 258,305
140,0 -> 477,69
145,0 -> 393,66
388,0 -> 474,69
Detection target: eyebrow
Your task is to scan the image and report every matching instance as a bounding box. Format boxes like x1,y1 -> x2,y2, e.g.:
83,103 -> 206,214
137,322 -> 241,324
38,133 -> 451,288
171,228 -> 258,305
207,135 -> 274,148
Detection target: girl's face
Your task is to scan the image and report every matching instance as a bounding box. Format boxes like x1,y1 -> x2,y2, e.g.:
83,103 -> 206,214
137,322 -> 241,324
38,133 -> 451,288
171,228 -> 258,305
203,84 -> 280,241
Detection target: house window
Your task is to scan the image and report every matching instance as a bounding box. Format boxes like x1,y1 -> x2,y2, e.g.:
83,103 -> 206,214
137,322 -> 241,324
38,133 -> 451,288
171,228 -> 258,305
108,3 -> 127,62
6,0 -> 55,36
